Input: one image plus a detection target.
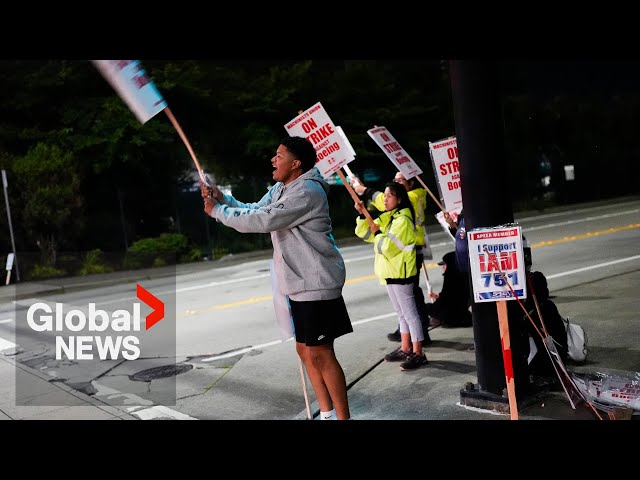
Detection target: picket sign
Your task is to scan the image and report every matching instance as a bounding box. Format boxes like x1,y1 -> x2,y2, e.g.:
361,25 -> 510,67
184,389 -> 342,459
367,126 -> 445,212
92,60 -> 208,185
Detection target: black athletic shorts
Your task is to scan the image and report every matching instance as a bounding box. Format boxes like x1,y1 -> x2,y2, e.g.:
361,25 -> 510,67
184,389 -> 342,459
290,296 -> 353,346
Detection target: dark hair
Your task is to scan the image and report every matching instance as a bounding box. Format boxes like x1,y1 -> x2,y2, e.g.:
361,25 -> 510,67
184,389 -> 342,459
529,271 -> 549,301
384,181 -> 415,221
280,136 -> 317,172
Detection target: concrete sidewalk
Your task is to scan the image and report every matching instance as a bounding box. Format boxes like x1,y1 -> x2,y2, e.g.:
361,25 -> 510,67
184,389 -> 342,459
0,353 -> 138,420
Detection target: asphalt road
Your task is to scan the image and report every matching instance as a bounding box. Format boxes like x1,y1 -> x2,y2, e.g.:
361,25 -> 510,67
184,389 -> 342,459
2,198 -> 640,419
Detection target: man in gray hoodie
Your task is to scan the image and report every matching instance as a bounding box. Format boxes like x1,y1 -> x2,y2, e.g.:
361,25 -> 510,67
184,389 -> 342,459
202,136 -> 353,420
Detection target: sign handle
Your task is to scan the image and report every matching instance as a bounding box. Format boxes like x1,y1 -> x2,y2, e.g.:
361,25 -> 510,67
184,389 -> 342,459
496,299 -> 519,420
415,175 -> 446,213
163,107 -> 208,185
421,262 -> 434,302
335,170 -> 377,231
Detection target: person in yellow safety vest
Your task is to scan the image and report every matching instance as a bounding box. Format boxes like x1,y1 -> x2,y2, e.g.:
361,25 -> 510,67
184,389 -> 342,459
351,172 -> 432,344
354,182 -> 429,371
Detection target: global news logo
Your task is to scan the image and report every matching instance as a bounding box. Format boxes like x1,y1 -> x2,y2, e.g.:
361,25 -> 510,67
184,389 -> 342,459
25,284 -> 164,361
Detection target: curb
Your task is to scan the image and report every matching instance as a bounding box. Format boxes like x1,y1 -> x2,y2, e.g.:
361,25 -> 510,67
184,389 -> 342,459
0,353 -> 139,420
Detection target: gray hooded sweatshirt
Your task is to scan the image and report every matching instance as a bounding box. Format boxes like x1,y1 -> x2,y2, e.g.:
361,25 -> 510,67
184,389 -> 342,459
209,167 -> 346,301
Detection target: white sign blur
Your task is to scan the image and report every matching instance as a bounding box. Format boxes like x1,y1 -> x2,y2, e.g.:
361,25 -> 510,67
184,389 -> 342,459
336,126 -> 356,160
435,206 -> 463,241
92,60 -> 167,124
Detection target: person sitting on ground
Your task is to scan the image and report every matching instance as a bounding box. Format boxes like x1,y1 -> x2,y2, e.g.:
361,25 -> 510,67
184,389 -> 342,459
523,270 -> 568,383
426,251 -> 472,328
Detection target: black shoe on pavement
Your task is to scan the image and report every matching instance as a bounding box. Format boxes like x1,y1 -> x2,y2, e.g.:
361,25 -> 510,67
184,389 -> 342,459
387,328 -> 401,342
384,347 -> 412,362
400,353 -> 429,371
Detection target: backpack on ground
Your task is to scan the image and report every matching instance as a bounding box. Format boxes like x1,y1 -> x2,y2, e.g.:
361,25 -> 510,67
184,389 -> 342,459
563,317 -> 588,363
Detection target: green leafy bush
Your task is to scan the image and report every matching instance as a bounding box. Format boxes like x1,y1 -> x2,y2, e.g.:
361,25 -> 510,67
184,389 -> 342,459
124,233 -> 191,269
30,264 -> 66,280
80,249 -> 114,275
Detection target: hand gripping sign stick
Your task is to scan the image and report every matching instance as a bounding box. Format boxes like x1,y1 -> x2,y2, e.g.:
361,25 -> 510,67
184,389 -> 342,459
364,127 -> 439,297
91,60 -> 210,186
345,164 -> 433,298
344,129 -> 449,321
367,125 -> 447,213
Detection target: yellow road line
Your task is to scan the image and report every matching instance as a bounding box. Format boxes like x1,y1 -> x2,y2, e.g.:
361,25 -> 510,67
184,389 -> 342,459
181,296 -> 272,317
181,223 -> 640,316
531,223 -> 640,247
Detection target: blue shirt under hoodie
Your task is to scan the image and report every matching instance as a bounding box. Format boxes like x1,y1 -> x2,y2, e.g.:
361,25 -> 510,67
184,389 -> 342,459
208,167 -> 346,301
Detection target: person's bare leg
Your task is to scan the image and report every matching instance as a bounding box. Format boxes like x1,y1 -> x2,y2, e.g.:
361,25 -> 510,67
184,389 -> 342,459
296,342 -> 333,413
401,332 -> 412,352
307,343 -> 350,420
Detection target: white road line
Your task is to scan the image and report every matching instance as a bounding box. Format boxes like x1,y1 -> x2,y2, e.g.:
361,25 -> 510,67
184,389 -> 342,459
196,254 -> 640,362
352,312 -> 397,326
546,254 -> 640,279
521,209 -> 640,232
96,273 -> 272,306
99,250 -> 452,306
0,337 -> 17,351
201,312 -> 399,363
0,318 -> 13,324
201,338 -> 292,362
517,205 -> 640,222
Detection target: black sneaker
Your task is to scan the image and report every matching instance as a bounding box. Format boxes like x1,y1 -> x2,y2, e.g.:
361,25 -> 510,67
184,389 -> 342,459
400,353 -> 429,371
387,328 -> 401,342
384,347 -> 412,362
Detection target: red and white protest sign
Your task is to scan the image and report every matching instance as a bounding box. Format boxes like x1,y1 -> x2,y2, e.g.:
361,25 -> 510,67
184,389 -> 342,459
284,102 -> 353,178
467,225 -> 527,303
367,126 -> 422,180
429,136 -> 462,212
92,60 -> 167,124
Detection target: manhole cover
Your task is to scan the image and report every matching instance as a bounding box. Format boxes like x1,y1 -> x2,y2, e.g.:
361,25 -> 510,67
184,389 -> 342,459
130,364 -> 193,382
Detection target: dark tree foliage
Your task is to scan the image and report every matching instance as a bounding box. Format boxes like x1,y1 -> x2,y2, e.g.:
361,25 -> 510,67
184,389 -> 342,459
0,59 -> 638,263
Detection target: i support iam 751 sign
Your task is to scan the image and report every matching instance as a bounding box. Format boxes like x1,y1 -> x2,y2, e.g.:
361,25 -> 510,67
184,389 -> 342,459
467,225 -> 527,303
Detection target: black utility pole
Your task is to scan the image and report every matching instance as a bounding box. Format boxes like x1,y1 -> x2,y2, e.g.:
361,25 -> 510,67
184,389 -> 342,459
449,60 -> 530,399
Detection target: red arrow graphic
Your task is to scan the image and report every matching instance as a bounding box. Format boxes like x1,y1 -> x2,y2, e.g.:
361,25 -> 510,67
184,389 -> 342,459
136,283 -> 164,330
